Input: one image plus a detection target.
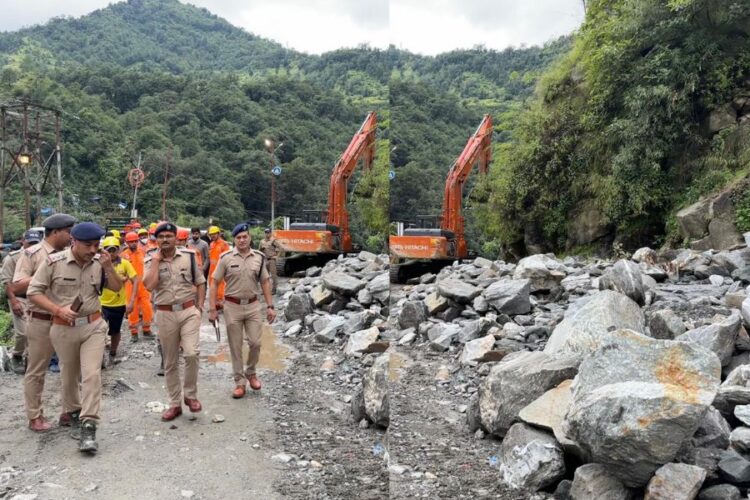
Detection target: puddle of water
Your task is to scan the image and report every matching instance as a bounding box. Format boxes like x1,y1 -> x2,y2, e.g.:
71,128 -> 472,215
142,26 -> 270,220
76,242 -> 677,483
204,325 -> 290,373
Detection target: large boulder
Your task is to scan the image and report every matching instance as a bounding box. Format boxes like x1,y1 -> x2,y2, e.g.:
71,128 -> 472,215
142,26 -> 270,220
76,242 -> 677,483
436,278 -> 480,304
518,379 -> 573,436
562,329 -> 722,487
676,313 -> 742,367
477,351 -> 578,437
599,259 -> 646,306
512,254 -> 566,292
322,272 -> 366,296
362,353 -> 389,428
482,279 -> 531,315
499,423 -> 566,491
398,300 -> 426,329
544,290 -> 645,357
285,293 -> 314,321
676,198 -> 711,240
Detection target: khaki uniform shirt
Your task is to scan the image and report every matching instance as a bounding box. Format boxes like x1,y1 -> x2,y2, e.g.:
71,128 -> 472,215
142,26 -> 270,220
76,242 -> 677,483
13,240 -> 57,312
212,248 -> 269,299
27,249 -> 106,317
258,238 -> 280,260
0,250 -> 22,287
145,248 -> 205,305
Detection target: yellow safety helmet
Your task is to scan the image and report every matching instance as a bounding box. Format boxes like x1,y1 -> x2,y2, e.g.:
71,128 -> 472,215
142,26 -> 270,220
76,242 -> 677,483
137,228 -> 148,236
102,236 -> 120,249
208,225 -> 221,235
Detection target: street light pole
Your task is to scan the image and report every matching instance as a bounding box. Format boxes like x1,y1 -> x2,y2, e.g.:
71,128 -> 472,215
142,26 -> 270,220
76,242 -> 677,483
265,139 -> 283,230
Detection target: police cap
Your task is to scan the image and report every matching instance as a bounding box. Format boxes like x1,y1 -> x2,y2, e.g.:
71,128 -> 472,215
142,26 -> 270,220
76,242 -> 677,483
264,228 -> 271,233
154,222 -> 177,237
232,223 -> 250,237
41,213 -> 76,231
23,229 -> 42,242
71,222 -> 106,241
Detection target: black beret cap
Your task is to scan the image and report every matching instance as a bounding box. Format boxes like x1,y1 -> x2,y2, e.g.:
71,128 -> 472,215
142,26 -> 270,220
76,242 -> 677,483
232,223 -> 250,237
23,229 -> 42,242
41,213 -> 76,230
71,222 -> 106,241
154,222 -> 177,237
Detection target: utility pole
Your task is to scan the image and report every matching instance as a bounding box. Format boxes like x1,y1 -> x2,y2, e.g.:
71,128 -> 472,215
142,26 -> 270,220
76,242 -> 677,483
55,111 -> 63,211
161,145 -> 171,220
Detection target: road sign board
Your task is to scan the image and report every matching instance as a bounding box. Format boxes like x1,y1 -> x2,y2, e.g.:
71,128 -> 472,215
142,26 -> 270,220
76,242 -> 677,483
272,165 -> 282,176
389,170 -> 396,180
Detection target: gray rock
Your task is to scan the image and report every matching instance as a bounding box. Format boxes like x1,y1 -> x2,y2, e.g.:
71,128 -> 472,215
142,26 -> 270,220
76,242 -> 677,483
356,288 -> 373,306
473,256 -> 494,268
633,247 -> 657,264
362,353 -> 389,428
309,285 -> 334,307
677,199 -> 711,240
477,351 -> 578,437
562,329 -> 722,487
398,301 -> 426,329
460,334 -> 495,366
553,480 -> 572,500
344,327 -> 380,357
697,484 -> 741,500
599,259 -> 646,306
426,322 -> 461,342
513,254 -> 566,292
735,405 -> 750,426
644,463 -> 706,500
729,427 -> 750,453
429,330 -> 458,352
343,311 -> 375,334
569,464 -> 632,500
560,273 -> 592,293
518,379 -> 573,435
457,318 -> 491,343
285,293 -> 314,321
358,250 -> 377,261
499,423 -> 565,491
424,292 -> 450,315
350,384 -> 365,422
708,217 -> 744,251
545,290 -> 645,357
472,295 -> 489,313
676,447 -> 724,484
681,406 -> 731,450
718,449 -> 750,484
741,296 -> 750,328
482,279 -> 531,315
322,272 -> 366,296
709,274 -> 725,286
437,278 -> 481,304
677,312 -> 741,367
366,272 -> 389,295
649,309 -> 687,340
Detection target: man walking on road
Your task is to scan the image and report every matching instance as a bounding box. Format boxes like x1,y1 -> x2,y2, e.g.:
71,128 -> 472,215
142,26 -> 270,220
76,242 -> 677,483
1,229 -> 42,374
188,227 -> 209,277
99,236 -> 138,365
208,226 -> 229,308
209,223 -> 276,397
143,222 -> 206,422
121,231 -> 154,342
12,213 -> 76,432
258,228 -> 280,294
28,222 -> 122,453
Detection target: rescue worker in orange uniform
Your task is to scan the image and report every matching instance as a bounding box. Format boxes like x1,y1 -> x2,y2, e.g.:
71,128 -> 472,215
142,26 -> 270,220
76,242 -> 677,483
208,226 -> 230,309
120,231 -> 154,342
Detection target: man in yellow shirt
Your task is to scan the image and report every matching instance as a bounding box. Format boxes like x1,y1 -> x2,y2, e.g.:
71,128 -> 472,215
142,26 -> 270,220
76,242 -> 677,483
99,237 -> 138,365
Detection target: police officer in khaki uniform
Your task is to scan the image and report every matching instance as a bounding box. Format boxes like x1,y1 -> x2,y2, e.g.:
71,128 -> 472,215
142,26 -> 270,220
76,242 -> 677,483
258,227 -> 280,294
209,223 -> 276,398
143,222 -> 206,421
28,222 -> 122,453
12,213 -> 76,432
1,230 -> 42,374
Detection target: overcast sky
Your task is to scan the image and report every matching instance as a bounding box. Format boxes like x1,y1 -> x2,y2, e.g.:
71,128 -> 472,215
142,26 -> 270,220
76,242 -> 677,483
0,0 -> 585,55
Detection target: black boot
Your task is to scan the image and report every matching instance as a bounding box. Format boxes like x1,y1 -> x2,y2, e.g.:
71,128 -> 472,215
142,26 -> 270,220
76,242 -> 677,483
10,355 -> 26,375
79,420 -> 98,453
157,343 -> 165,376
68,411 -> 81,440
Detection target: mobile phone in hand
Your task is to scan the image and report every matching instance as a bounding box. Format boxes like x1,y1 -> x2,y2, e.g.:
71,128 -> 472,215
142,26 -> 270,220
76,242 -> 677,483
71,296 -> 82,312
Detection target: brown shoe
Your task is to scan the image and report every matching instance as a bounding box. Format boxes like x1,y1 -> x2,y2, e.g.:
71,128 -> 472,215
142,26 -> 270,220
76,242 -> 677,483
232,385 -> 246,399
248,374 -> 262,391
183,397 -> 202,413
161,406 -> 182,421
29,416 -> 53,432
59,412 -> 72,427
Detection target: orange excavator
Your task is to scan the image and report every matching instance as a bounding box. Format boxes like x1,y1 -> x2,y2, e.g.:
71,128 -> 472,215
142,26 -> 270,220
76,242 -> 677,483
275,112 -> 377,276
389,114 -> 492,283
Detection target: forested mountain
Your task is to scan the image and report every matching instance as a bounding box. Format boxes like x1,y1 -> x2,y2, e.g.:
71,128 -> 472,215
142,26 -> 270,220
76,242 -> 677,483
0,0 -> 569,253
484,0 -> 750,255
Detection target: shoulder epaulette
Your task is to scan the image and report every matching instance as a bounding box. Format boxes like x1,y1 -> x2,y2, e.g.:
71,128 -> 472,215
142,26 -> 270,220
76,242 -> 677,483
251,249 -> 265,257
219,249 -> 234,259
146,248 -> 158,255
25,245 -> 43,257
47,252 -> 67,265
181,247 -> 196,254
9,249 -> 22,256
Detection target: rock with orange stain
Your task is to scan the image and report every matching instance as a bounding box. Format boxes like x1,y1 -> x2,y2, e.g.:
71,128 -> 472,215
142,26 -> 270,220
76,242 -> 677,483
562,329 -> 721,487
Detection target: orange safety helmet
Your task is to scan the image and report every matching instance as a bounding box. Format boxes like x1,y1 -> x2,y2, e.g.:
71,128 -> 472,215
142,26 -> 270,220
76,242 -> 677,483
176,228 -> 190,240
124,231 -> 139,243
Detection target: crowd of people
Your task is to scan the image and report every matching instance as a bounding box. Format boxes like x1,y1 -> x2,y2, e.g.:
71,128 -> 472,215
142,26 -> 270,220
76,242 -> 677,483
0,215 -> 283,454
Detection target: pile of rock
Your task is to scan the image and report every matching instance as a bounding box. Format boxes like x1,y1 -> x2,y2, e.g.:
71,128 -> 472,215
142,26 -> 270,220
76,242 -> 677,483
455,246 -> 750,497
275,251 -> 390,356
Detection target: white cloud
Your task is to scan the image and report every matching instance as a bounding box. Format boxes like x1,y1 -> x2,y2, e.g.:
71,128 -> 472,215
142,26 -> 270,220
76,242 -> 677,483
0,0 -> 584,55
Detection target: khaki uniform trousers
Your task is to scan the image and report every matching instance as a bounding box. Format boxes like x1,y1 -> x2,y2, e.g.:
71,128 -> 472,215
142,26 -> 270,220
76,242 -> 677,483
156,307 -> 201,406
11,297 -> 27,358
23,317 -> 55,420
223,300 -> 263,382
50,319 -> 106,423
266,258 -> 277,293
